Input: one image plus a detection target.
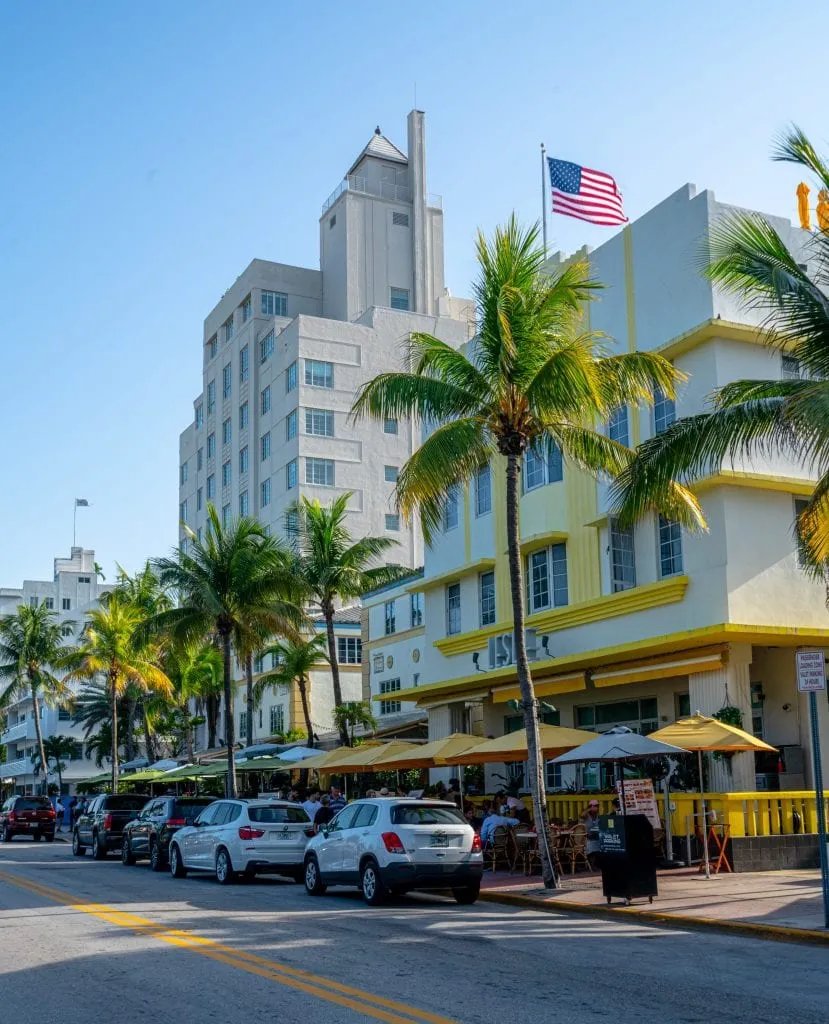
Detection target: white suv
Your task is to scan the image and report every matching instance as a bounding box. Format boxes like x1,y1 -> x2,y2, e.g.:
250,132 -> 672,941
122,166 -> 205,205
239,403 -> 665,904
169,799 -> 313,884
303,798 -> 483,905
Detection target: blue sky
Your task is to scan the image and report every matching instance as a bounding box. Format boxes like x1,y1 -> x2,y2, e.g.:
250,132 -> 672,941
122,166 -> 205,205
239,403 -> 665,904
0,1 -> 824,584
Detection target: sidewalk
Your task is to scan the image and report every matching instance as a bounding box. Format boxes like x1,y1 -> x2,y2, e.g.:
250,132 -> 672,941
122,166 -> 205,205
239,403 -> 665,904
478,866 -> 829,944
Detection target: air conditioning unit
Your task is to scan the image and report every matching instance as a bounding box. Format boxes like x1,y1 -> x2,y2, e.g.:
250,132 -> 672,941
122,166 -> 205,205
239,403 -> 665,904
487,629 -> 538,669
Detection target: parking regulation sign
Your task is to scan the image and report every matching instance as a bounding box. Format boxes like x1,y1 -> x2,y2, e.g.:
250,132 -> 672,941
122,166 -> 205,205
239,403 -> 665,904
796,650 -> 826,692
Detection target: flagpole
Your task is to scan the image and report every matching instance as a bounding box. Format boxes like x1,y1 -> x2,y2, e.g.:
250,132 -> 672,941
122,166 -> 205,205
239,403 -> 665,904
73,501 -> 77,548
541,143 -> 548,255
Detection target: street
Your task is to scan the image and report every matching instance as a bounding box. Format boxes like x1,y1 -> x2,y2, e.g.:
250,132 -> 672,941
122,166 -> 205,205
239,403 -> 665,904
0,842 -> 826,1023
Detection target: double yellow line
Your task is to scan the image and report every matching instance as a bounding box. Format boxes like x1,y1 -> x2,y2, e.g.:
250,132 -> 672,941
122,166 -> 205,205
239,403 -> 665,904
0,870 -> 457,1024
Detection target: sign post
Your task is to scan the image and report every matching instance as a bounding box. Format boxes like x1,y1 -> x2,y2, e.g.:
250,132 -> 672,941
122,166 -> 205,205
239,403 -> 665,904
796,649 -> 829,928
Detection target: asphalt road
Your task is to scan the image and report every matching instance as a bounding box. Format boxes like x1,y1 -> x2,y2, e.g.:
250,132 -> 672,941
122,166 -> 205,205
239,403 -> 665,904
0,839 -> 826,1024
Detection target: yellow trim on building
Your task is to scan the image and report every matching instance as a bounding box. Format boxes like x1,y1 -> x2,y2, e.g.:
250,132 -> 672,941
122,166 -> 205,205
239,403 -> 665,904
406,558 -> 496,594
592,650 -> 725,688
656,318 -> 767,361
518,530 -> 569,554
695,470 -> 814,498
433,575 -> 689,656
491,672 -> 587,703
363,626 -> 424,652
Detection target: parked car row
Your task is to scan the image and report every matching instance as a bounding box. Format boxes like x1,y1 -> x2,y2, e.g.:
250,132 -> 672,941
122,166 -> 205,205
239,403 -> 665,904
64,793 -> 484,905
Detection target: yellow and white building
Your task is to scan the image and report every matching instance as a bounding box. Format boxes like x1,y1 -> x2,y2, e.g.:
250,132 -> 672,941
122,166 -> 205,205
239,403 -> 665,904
367,183 -> 829,798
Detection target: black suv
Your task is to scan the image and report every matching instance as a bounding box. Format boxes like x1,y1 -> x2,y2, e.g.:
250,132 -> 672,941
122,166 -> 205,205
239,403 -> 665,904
0,796 -> 56,842
122,796 -> 215,871
72,793 -> 147,859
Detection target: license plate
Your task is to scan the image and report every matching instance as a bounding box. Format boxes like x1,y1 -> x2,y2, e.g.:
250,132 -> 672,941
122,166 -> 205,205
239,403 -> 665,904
270,831 -> 295,840
430,835 -> 449,848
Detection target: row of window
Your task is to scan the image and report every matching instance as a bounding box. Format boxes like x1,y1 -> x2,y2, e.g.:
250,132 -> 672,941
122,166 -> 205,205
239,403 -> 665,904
26,596 -> 73,611
205,292 -> 289,361
383,592 -> 425,635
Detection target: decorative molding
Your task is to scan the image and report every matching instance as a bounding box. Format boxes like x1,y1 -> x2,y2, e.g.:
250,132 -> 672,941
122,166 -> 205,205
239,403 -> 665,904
519,530 -> 569,555
363,625 -> 424,651
406,558 -> 496,594
694,470 -> 814,498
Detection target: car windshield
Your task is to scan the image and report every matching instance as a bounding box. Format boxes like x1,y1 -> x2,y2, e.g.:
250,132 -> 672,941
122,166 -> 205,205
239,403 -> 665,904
248,806 -> 309,824
175,800 -> 213,818
17,798 -> 51,811
106,796 -> 147,810
390,804 -> 466,826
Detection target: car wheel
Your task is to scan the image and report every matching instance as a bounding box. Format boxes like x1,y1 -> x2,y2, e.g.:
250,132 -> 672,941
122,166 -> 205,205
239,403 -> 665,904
44,834 -> 55,843
360,859 -> 387,906
149,840 -> 164,872
452,882 -> 481,905
92,832 -> 107,860
215,847 -> 235,885
304,856 -> 327,896
32,832 -> 42,842
169,844 -> 187,878
122,837 -> 136,866
72,831 -> 85,856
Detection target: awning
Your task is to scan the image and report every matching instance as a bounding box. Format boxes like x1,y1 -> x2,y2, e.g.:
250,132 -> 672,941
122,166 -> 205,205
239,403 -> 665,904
491,672 -> 586,703
591,648 -> 725,688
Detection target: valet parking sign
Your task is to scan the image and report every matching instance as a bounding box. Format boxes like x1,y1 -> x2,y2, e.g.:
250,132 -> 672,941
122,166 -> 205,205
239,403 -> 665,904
796,649 -> 827,692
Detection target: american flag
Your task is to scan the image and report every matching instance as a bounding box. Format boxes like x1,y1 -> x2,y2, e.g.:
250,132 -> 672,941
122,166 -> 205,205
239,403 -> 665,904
547,157 -> 628,226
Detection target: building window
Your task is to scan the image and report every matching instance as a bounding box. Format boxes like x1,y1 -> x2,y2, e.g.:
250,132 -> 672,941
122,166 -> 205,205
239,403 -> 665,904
337,637 -> 362,664
269,705 -> 285,736
222,418 -> 232,445
180,500 -> 188,524
240,345 -> 249,382
207,474 -> 216,499
28,596 -> 38,608
390,287 -> 410,310
239,446 -> 249,474
78,576 -> 91,584
329,214 -> 336,229
658,516 -> 683,577
479,571 -> 496,626
306,408 -> 334,437
207,432 -> 216,459
286,459 -> 298,489
207,335 -> 218,360
223,316 -> 234,342
197,447 -> 203,471
286,409 -> 298,440
608,406 -> 629,446
239,401 -> 249,431
222,503 -> 231,528
197,487 -> 203,511
261,385 -> 271,414
525,441 -> 563,491
239,490 -> 249,516
207,379 -> 216,414
379,678 -> 402,714
410,592 -> 424,628
475,463 -> 491,516
239,710 -> 248,738
261,478 -> 271,507
576,697 -> 659,737
384,465 -> 399,483
609,519 -> 636,592
261,431 -> 271,461
385,514 -> 400,531
61,597 -> 71,611
222,461 -> 231,487
392,211 -> 409,227
197,526 -> 203,543
528,544 -> 568,612
195,403 -> 204,429
384,600 -> 396,635
259,330 -> 274,364
306,457 -> 334,486
782,354 -> 802,380
305,359 -> 334,389
285,509 -> 298,534
261,290 -> 288,317
241,296 -> 252,323
180,461 -> 188,485
653,386 -> 676,435
442,485 -> 459,531
222,363 -> 232,399
180,537 -> 188,555
446,583 -> 461,636
284,361 -> 298,394
383,417 -> 398,435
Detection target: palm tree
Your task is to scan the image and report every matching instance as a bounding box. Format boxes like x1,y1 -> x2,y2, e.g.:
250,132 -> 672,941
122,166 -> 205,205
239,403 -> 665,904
290,494 -> 406,746
352,216 -> 685,888
64,596 -> 172,792
163,641 -> 223,761
255,634 -> 327,748
32,734 -> 82,795
0,604 -> 74,794
610,127 -> 829,566
332,701 -> 377,746
152,505 -> 302,797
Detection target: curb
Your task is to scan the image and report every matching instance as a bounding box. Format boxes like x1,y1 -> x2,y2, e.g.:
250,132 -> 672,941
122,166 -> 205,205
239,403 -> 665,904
478,889 -> 829,948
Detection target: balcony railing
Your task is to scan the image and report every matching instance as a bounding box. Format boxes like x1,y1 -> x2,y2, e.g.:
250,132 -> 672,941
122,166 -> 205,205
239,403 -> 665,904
0,757 -> 34,778
1,720 -> 37,744
322,175 -> 442,215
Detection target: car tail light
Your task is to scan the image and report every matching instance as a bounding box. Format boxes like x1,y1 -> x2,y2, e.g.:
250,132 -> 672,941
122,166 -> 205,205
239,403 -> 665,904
103,813 -> 113,830
381,831 -> 406,854
166,818 -> 186,827
471,833 -> 482,853
238,826 -> 265,840
47,808 -> 56,819
304,827 -> 315,838
7,811 -> 15,822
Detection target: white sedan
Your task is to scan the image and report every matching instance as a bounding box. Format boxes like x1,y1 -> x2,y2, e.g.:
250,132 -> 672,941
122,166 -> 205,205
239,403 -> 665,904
169,799 -> 314,884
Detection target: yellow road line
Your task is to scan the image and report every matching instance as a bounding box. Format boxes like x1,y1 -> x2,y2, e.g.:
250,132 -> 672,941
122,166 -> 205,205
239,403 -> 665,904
0,870 -> 457,1024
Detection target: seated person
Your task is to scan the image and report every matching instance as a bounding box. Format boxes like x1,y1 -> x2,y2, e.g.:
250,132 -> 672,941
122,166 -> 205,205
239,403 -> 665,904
581,799 -> 601,867
464,803 -> 483,831
480,808 -> 521,845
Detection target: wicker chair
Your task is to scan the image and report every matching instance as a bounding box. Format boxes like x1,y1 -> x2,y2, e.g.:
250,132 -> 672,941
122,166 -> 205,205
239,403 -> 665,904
483,825 -> 518,873
566,823 -> 591,874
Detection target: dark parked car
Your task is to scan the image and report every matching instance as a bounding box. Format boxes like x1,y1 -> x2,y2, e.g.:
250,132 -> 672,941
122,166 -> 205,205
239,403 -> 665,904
72,793 -> 147,859
0,796 -> 56,842
122,796 -> 215,871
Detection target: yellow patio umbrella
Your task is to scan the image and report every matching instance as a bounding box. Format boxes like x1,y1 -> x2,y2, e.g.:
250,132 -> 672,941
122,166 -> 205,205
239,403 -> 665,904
443,723 -> 601,765
324,741 -> 419,773
294,747 -> 354,772
371,733 -> 488,770
649,713 -> 778,878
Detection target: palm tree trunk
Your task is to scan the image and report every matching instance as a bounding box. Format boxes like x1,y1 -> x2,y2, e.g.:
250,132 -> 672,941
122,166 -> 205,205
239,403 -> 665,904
505,452 -> 556,889
30,685 -> 48,797
207,695 -> 217,749
110,670 -> 120,793
323,600 -> 349,746
142,704 -> 155,764
124,695 -> 136,763
245,653 -> 254,747
221,631 -> 238,798
298,674 -> 314,748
